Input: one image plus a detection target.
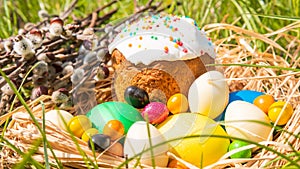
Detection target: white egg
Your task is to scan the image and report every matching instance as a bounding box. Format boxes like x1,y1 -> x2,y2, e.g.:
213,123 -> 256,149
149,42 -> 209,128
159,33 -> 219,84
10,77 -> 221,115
188,70 -> 229,119
124,121 -> 169,167
225,100 -> 273,142
45,110 -> 73,131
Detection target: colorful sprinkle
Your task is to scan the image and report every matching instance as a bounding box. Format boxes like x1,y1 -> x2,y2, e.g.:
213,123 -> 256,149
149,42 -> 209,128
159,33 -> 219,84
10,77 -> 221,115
138,44 -> 141,48
139,36 -> 143,40
169,36 -> 173,41
183,48 -> 188,53
174,44 -> 179,48
164,46 -> 169,53
176,41 -> 183,46
128,43 -> 132,47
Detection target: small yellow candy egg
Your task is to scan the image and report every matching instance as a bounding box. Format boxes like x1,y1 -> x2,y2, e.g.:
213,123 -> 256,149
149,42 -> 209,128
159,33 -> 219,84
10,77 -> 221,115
167,93 -> 189,114
268,101 -> 293,125
81,128 -> 99,142
68,115 -> 92,138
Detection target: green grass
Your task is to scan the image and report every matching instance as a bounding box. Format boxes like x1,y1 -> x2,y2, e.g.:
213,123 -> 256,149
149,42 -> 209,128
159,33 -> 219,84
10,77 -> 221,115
0,0 -> 299,39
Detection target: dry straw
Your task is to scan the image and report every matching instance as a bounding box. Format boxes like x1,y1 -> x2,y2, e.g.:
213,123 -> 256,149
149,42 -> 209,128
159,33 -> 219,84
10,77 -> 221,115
1,19 -> 300,169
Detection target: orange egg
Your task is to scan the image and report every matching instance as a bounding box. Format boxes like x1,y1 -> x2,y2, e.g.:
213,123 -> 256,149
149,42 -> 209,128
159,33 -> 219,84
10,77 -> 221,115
167,93 -> 189,114
253,95 -> 275,114
103,120 -> 125,140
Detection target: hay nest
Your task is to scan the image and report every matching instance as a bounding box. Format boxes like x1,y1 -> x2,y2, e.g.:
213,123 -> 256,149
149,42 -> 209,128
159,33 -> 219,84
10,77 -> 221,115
0,3 -> 300,168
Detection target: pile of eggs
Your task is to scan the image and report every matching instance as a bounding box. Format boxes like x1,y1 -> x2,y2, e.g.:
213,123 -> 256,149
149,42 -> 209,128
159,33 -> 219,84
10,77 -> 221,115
44,70 -> 294,168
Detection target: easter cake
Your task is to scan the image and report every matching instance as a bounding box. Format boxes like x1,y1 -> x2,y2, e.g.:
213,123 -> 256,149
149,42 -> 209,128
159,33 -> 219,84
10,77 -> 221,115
108,14 -> 216,102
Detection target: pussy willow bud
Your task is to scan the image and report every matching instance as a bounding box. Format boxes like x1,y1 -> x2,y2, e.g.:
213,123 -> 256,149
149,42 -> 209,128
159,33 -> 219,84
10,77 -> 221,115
33,61 -> 48,76
83,51 -> 97,65
49,17 -> 64,37
30,86 -> 48,100
51,88 -> 69,104
27,28 -> 43,49
71,68 -> 84,84
13,35 -> 34,57
95,65 -> 109,80
1,83 -> 15,95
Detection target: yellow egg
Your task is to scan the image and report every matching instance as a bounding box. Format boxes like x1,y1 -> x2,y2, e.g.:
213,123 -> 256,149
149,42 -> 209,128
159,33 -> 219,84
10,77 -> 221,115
167,93 -> 189,114
268,101 -> 293,125
188,71 -> 229,119
157,113 -> 230,167
81,128 -> 99,142
68,115 -> 92,138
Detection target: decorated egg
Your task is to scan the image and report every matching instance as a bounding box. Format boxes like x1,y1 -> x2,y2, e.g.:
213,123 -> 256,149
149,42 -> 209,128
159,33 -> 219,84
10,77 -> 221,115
107,141 -> 123,157
81,128 -> 99,142
88,134 -> 111,152
45,109 -> 73,131
188,70 -> 229,119
253,95 -> 275,114
68,115 -> 92,138
124,86 -> 150,108
215,90 -> 265,121
86,102 -> 144,133
228,140 -> 252,158
157,113 -> 230,167
167,93 -> 189,114
229,90 -> 264,104
268,101 -> 293,125
141,102 -> 169,124
225,100 -> 272,142
103,120 -> 125,140
124,121 -> 169,167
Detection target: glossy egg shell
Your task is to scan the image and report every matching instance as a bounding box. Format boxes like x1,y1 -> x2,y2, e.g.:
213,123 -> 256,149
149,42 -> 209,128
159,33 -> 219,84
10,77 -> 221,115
228,90 -> 264,104
268,101 -> 293,125
124,86 -> 149,108
124,121 -> 169,167
253,95 -> 275,114
68,115 -> 92,138
141,102 -> 169,124
86,102 -> 144,133
215,90 -> 264,121
225,100 -> 272,142
167,93 -> 189,114
88,134 -> 111,152
45,109 -> 73,131
103,120 -> 125,140
188,71 -> 229,119
228,140 -> 252,158
81,128 -> 99,142
157,113 -> 230,167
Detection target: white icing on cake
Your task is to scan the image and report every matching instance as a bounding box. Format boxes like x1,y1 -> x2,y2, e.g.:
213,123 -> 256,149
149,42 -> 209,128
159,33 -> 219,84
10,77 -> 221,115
108,14 -> 216,65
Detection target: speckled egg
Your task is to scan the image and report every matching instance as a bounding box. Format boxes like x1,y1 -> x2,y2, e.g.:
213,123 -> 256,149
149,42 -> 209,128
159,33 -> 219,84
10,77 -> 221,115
141,102 -> 169,124
225,100 -> 273,142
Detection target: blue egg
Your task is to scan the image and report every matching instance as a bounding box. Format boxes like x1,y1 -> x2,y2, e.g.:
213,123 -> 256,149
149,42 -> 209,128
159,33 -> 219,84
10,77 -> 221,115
229,90 -> 264,104
215,90 -> 264,122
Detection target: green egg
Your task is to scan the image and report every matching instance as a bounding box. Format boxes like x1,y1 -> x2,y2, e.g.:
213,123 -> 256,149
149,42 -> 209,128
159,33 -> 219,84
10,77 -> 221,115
86,102 -> 144,133
228,140 -> 252,158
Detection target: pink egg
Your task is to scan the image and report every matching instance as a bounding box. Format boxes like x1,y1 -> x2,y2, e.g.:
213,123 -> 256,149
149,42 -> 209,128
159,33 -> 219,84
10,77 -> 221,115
142,102 -> 169,124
